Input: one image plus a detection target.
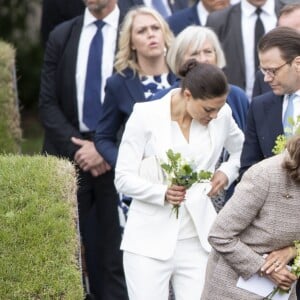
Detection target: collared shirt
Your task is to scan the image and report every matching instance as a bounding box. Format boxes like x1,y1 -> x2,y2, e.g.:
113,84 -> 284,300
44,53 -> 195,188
241,0 -> 277,100
76,6 -> 119,132
144,0 -> 172,16
197,1 -> 210,26
282,90 -> 300,131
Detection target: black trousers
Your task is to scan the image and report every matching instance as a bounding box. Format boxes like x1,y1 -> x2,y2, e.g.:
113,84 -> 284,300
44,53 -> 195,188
297,280 -> 299,300
77,169 -> 128,300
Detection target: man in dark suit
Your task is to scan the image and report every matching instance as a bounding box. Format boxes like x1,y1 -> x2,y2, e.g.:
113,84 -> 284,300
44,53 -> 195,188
39,1 -> 128,299
167,0 -> 229,35
206,0 -> 283,99
252,2 -> 300,98
241,26 -> 300,173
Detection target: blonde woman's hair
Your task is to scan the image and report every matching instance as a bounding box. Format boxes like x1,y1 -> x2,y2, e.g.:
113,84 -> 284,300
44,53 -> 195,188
114,6 -> 174,75
167,25 -> 226,76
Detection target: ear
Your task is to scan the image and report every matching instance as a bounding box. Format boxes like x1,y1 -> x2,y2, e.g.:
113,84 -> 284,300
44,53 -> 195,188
294,56 -> 300,72
183,89 -> 192,100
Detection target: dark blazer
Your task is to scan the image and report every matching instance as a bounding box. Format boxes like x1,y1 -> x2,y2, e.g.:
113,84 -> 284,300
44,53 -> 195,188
39,15 -> 85,160
240,91 -> 284,175
167,2 -> 200,35
94,68 -> 177,167
206,0 -> 284,90
119,0 -> 189,15
41,0 -> 85,47
252,70 -> 272,98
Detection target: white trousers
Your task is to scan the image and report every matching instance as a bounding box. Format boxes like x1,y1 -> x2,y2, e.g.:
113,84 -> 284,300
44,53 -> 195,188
123,237 -> 208,300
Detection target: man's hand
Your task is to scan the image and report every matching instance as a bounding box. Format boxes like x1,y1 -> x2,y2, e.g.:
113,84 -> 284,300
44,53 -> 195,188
71,137 -> 111,176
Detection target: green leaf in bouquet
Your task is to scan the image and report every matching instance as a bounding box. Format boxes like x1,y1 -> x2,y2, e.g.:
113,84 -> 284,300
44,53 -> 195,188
198,170 -> 213,180
161,163 -> 172,174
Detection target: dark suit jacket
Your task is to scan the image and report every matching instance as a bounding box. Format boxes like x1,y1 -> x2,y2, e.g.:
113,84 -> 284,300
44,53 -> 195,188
41,0 -> 85,47
119,0 -> 189,15
94,68 -> 177,167
39,13 -> 124,161
167,2 -> 200,35
240,91 -> 284,175
206,1 -> 283,90
252,70 -> 272,98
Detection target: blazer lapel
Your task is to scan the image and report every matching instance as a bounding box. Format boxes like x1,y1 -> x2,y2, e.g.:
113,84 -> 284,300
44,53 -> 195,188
262,94 -> 284,156
152,92 -> 174,160
61,16 -> 83,119
190,4 -> 201,25
124,70 -> 146,104
231,4 -> 245,78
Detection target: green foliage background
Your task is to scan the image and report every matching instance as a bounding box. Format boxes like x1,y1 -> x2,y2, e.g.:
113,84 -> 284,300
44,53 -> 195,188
0,40 -> 22,153
0,0 -> 43,110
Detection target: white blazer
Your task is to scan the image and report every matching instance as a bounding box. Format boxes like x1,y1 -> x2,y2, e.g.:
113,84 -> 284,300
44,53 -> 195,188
115,90 -> 244,260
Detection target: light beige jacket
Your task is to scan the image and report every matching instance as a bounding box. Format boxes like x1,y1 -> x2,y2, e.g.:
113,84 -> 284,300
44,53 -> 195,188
201,153 -> 300,300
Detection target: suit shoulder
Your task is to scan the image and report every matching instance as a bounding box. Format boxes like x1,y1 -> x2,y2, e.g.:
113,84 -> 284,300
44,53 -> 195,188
207,5 -> 234,21
168,6 -> 193,21
106,69 -> 135,86
207,4 -> 239,26
247,153 -> 284,177
49,15 -> 82,41
133,98 -> 164,113
252,91 -> 278,106
167,7 -> 198,34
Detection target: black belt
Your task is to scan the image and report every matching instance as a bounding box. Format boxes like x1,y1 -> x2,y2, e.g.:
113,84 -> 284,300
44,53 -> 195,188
81,131 -> 95,141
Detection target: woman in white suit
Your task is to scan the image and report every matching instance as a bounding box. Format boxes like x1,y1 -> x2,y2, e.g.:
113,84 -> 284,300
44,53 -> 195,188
114,60 -> 244,300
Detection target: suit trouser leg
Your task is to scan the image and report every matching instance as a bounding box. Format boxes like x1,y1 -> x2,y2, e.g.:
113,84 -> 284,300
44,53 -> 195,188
296,280 -> 299,300
92,170 -> 128,300
123,237 -> 208,300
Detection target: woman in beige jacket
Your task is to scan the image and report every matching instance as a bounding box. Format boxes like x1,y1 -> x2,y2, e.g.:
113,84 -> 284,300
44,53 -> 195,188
201,135 -> 300,300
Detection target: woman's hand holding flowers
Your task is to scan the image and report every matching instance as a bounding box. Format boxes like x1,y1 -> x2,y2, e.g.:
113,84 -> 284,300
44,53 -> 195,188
208,170 -> 228,197
165,185 -> 186,206
266,267 -> 297,291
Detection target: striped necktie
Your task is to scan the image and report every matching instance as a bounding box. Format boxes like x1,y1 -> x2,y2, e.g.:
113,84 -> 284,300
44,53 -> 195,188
283,94 -> 295,136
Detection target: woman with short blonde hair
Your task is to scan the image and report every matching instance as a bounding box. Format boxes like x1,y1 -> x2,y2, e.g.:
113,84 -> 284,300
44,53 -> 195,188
114,6 -> 174,75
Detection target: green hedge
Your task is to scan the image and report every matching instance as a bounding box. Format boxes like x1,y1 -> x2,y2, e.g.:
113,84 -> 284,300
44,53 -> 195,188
0,40 -> 22,153
0,155 -> 84,299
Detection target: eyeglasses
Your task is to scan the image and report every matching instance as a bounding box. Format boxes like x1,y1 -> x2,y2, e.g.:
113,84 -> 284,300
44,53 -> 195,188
259,60 -> 293,78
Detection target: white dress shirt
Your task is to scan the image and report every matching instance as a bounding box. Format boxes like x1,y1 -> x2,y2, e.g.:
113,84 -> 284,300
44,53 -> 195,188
76,6 -> 119,132
197,1 -> 210,26
241,0 -> 277,100
282,90 -> 300,132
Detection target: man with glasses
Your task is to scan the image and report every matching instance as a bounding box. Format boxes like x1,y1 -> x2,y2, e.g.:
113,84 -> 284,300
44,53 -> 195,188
240,26 -> 300,299
240,26 -> 300,175
252,2 -> 300,97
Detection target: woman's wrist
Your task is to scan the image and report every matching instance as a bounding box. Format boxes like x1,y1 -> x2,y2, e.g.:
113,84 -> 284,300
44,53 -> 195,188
290,245 -> 297,260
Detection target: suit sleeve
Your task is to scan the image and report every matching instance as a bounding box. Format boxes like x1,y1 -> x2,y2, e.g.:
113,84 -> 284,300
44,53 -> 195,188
208,164 -> 267,279
240,100 -> 265,176
39,27 -> 82,160
94,78 -> 125,168
218,105 -> 244,187
114,104 -> 167,206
